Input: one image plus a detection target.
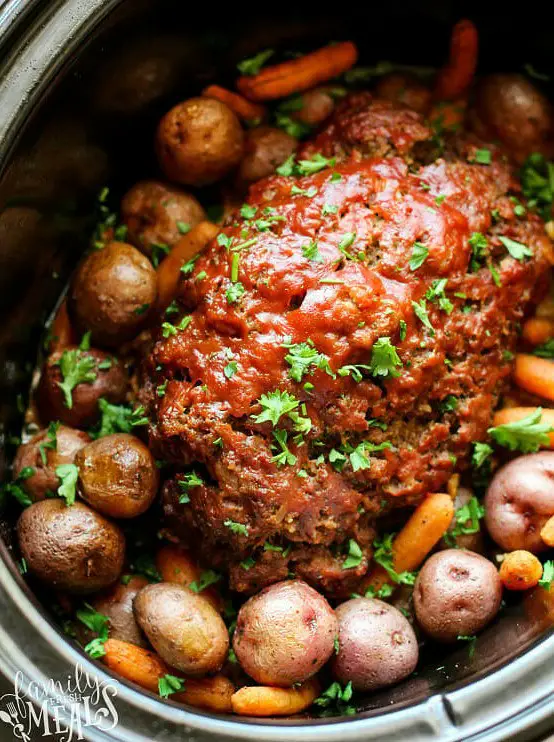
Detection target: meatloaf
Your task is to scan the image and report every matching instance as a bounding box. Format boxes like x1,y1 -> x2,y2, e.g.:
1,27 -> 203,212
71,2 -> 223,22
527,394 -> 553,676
141,92 -> 553,596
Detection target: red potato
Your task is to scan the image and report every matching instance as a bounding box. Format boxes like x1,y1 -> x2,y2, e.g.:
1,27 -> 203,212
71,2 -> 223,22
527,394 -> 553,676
331,598 -> 418,691
293,87 -> 337,126
156,97 -> 244,186
471,74 -> 554,163
237,126 -> 297,184
375,73 -> 431,114
233,580 -> 337,687
13,425 -> 90,502
485,452 -> 554,553
413,550 -> 502,643
92,575 -> 149,647
121,180 -> 206,258
37,347 -> 128,429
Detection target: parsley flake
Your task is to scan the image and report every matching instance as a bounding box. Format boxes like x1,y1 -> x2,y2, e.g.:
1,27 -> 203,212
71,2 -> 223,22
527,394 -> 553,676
488,407 -> 553,453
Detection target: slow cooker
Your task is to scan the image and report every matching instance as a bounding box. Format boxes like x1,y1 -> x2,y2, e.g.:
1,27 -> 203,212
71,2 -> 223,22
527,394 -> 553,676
0,1 -> 553,739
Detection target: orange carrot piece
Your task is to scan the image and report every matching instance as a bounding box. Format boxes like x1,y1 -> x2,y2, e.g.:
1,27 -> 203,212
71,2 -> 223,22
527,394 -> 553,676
540,515 -> 554,547
49,299 -> 77,352
236,42 -> 358,102
499,550 -> 543,591
514,354 -> 554,402
103,639 -> 234,712
156,221 -> 219,310
363,493 -> 454,592
492,407 -> 554,448
231,678 -> 320,717
103,638 -> 171,693
202,85 -> 267,122
155,545 -> 222,611
522,318 -> 554,346
536,295 -> 554,320
434,20 -> 479,100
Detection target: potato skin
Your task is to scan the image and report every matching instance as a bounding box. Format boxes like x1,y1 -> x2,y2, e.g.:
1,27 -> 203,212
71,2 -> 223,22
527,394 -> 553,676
232,579 -> 337,687
484,453 -> 554,553
13,425 -> 90,502
413,549 -> 502,643
472,74 -> 553,163
375,73 -> 431,114
133,583 -> 228,675
237,126 -> 297,183
331,598 -> 418,691
121,180 -> 206,257
69,242 -> 157,347
75,434 -> 159,519
92,575 -> 149,646
17,499 -> 125,593
37,347 -> 128,429
294,87 -> 337,126
156,97 -> 244,186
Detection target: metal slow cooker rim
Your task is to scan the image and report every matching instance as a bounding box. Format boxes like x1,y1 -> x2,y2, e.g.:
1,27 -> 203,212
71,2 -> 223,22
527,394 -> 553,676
0,1 -> 553,739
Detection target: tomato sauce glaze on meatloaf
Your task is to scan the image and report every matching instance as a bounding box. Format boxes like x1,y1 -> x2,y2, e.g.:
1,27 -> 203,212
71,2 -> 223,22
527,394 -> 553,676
141,92 -> 553,597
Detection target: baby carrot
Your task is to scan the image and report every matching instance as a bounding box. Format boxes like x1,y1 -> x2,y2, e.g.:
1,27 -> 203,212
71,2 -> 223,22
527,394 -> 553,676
522,318 -> 554,346
540,515 -> 554,547
363,493 -> 454,592
202,85 -> 267,122
434,20 -> 479,100
237,42 -> 358,102
231,678 -> 320,717
514,354 -> 554,402
499,550 -> 543,591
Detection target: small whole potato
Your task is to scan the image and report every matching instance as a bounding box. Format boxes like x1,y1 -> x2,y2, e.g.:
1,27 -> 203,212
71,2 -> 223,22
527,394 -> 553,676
17,499 -> 125,593
293,87 -> 337,126
75,433 -> 158,518
69,242 -> 157,347
472,74 -> 553,163
37,347 -> 128,429
92,575 -> 149,646
237,126 -> 297,183
232,579 -> 337,687
156,97 -> 244,186
485,452 -> 554,553
13,425 -> 90,502
413,549 -> 502,643
121,180 -> 206,257
374,73 -> 431,114
331,598 -> 418,691
134,583 -> 228,675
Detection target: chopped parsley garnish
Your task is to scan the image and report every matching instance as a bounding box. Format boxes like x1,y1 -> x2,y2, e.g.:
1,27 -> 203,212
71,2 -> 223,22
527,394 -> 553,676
38,421 -> 59,465
439,395 -> 458,414
488,407 -> 554,453
297,153 -> 336,175
409,242 -> 429,271
275,113 -> 312,139
411,299 -> 434,335
337,364 -> 372,382
283,341 -> 334,382
231,253 -> 240,282
181,254 -> 199,275
252,390 -> 299,427
240,204 -> 257,219
369,337 -> 403,378
226,281 -> 245,304
444,496 -> 485,547
539,560 -> 554,590
178,472 -> 204,503
468,232 -> 488,271
156,380 -> 168,397
533,339 -> 554,358
224,520 -> 249,536
224,361 -> 238,379
55,463 -> 79,506
76,603 -> 109,659
151,243 -> 170,267
91,399 -> 148,439
132,553 -> 162,583
373,533 -> 417,585
240,556 -> 256,571
313,681 -> 356,717
364,583 -> 395,600
342,539 -> 363,569
520,152 -> 554,220
399,320 -> 407,341
55,348 -> 97,409
237,49 -> 274,75
271,429 -> 297,467
435,195 -> 446,206
176,221 -> 190,235
1,467 -> 34,508
158,675 -> 185,699
322,203 -> 338,215
301,240 -> 324,262
338,232 -> 356,259
474,148 -> 492,165
189,570 -> 221,593
472,441 -> 493,469
276,154 -> 296,177
457,634 -> 477,658
291,184 -> 318,198
498,235 -> 533,261
162,316 -> 191,337
426,279 -> 453,314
